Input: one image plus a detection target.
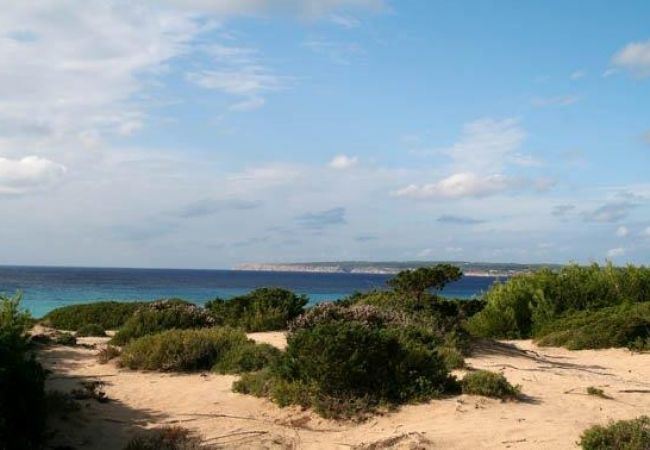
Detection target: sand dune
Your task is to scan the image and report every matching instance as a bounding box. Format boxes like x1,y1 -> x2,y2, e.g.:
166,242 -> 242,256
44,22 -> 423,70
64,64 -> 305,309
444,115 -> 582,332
39,332 -> 650,449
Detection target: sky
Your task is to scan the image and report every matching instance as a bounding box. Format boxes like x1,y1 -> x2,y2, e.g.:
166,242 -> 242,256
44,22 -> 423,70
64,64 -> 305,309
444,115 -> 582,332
0,0 -> 649,269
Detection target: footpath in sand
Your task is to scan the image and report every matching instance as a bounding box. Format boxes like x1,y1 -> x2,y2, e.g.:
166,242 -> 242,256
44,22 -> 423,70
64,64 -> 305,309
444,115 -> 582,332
39,330 -> 650,449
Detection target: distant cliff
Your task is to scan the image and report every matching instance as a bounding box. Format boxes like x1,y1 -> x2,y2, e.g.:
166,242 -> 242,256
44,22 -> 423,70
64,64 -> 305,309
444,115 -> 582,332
235,261 -> 558,277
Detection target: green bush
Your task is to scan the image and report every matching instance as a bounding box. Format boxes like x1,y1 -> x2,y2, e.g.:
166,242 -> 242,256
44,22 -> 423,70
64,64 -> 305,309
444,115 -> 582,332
579,416 -> 650,450
120,327 -> 275,373
53,332 -> 77,346
235,307 -> 459,419
123,426 -> 212,450
0,293 -> 47,450
535,303 -> 650,350
461,370 -> 520,400
467,263 -> 650,339
76,323 -> 107,337
205,288 -> 307,332
111,300 -> 215,345
43,301 -> 146,330
212,343 -> 281,374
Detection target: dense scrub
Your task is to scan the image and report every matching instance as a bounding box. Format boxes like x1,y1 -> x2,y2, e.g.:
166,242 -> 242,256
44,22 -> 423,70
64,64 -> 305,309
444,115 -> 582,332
0,293 -> 46,450
76,323 -> 107,337
234,303 -> 459,419
467,264 -> 650,340
120,327 -> 278,373
123,426 -> 212,450
535,302 -> 650,351
43,301 -> 146,330
205,288 -> 308,332
111,300 -> 215,345
461,370 -> 520,400
579,416 -> 650,450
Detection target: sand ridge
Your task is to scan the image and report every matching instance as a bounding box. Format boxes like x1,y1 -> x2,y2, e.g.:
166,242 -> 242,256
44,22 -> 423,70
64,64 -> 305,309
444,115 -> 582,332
40,332 -> 650,449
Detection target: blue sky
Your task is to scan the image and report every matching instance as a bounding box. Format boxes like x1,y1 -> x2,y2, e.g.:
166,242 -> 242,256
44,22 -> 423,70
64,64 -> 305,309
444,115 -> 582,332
0,0 -> 649,268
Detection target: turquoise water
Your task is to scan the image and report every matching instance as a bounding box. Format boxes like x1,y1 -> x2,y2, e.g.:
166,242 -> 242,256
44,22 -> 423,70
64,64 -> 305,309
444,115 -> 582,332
0,266 -> 500,318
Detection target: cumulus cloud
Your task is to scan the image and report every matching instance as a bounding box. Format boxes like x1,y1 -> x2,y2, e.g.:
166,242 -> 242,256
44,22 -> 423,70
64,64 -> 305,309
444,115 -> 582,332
606,247 -> 626,258
616,225 -> 629,237
328,154 -> 358,169
612,38 -> 650,77
393,173 -> 521,199
296,207 -> 346,229
582,202 -> 636,223
0,156 -> 66,194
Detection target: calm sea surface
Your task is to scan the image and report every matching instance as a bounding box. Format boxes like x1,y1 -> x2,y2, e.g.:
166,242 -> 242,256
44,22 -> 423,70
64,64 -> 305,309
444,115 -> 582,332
0,266 -> 502,318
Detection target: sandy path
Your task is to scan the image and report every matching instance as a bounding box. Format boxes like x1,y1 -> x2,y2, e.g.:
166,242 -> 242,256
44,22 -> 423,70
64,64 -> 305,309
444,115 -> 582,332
40,333 -> 650,449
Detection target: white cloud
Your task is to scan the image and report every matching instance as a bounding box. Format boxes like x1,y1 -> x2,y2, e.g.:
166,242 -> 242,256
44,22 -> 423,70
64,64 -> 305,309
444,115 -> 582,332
328,155 -> 358,169
329,14 -> 361,28
0,156 -> 66,194
642,226 -> 650,238
158,0 -> 385,17
606,247 -> 626,258
616,225 -> 629,237
612,38 -> 650,77
570,70 -> 586,80
531,95 -> 579,107
393,172 -> 517,199
303,39 -> 363,65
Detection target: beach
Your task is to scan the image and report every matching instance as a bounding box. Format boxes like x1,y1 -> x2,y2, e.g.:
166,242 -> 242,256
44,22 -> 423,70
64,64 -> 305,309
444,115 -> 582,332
40,329 -> 650,449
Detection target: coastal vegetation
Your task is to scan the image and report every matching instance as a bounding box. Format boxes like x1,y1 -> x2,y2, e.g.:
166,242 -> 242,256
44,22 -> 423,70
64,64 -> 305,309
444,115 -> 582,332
75,323 -> 107,337
111,299 -> 215,345
43,300 -> 146,331
119,327 -> 278,373
205,287 -> 308,331
0,293 -> 46,450
467,263 -> 650,349
460,370 -> 520,400
579,416 -> 650,450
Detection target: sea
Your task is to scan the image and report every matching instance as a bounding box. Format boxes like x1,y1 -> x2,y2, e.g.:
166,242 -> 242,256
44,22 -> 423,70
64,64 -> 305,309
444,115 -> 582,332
0,266 -> 503,318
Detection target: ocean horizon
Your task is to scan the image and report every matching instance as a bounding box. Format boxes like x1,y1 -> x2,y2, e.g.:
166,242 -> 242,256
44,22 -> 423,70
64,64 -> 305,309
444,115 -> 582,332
0,265 -> 500,318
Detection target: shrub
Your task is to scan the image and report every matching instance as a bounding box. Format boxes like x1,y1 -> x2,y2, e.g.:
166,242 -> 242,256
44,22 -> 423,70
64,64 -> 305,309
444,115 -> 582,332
236,311 -> 459,419
98,345 -> 121,364
212,343 -> 281,374
205,288 -> 307,332
461,370 -> 520,400
53,332 -> 77,346
579,416 -> 650,450
0,293 -> 47,450
43,301 -> 146,331
119,327 -> 275,373
123,426 -> 212,450
535,303 -> 650,350
76,323 -> 107,337
111,300 -> 215,345
467,263 -> 650,339
586,387 -> 611,399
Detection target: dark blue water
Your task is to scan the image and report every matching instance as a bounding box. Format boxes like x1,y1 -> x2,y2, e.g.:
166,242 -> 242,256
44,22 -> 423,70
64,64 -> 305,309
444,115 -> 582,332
0,266 -> 500,318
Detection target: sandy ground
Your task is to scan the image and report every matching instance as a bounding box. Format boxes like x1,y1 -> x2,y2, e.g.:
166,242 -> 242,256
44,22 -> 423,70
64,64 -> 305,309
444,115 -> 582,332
38,330 -> 650,450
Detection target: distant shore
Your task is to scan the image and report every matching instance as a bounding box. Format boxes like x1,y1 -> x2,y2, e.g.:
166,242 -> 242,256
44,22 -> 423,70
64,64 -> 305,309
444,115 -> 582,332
235,262 -> 534,277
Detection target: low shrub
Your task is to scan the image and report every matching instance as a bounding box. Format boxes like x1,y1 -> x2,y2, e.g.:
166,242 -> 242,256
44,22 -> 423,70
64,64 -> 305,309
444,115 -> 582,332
98,345 -> 121,364
76,323 -> 107,337
111,300 -> 215,345
535,303 -> 650,350
205,288 -> 307,332
43,301 -> 146,330
236,307 -> 459,419
579,416 -> 650,450
212,342 -> 281,374
461,370 -> 520,400
0,293 -> 47,450
586,387 -> 611,399
123,426 -> 212,450
53,332 -> 77,346
467,263 -> 650,339
119,327 -> 275,373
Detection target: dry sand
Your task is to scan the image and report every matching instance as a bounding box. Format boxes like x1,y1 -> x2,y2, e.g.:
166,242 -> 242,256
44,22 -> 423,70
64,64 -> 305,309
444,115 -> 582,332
38,330 -> 650,449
